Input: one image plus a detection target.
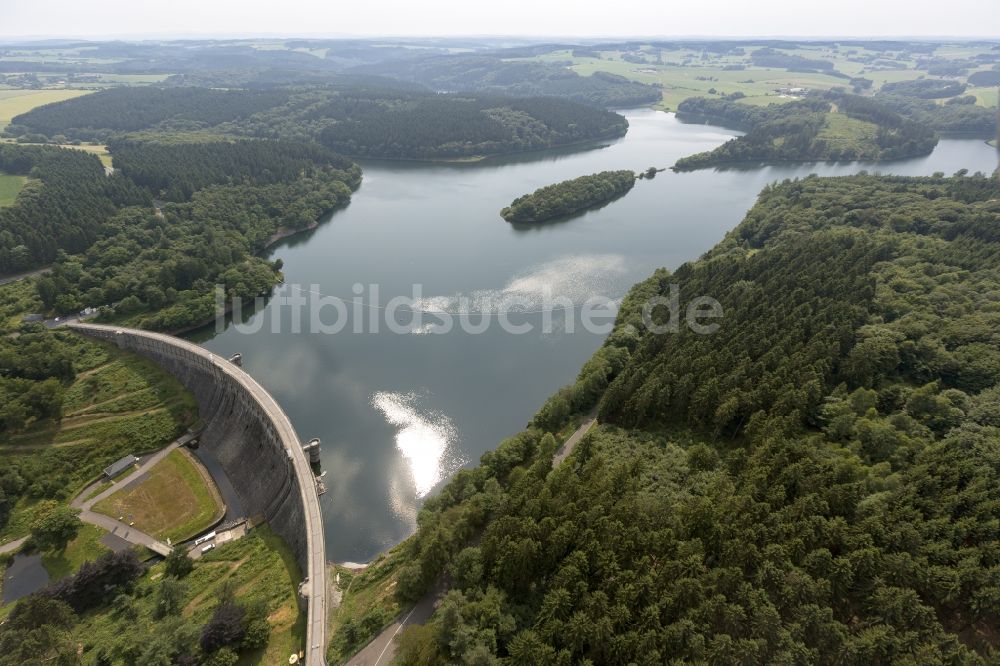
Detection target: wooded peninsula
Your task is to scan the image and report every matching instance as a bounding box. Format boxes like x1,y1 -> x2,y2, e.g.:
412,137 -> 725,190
674,92 -> 940,170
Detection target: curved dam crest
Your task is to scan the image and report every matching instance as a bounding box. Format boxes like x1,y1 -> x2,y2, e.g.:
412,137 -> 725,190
69,322 -> 328,666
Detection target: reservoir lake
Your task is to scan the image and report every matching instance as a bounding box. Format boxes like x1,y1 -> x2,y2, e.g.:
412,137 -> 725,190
189,109 -> 998,563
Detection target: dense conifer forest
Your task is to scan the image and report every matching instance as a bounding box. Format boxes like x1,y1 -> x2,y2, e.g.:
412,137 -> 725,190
389,172 -> 1000,664
8,86 -> 631,160
500,171 -> 637,223
0,145 -> 149,273
352,55 -> 664,107
3,87 -> 291,140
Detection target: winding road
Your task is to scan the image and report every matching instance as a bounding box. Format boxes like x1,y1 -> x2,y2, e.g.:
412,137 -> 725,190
552,411 -> 598,468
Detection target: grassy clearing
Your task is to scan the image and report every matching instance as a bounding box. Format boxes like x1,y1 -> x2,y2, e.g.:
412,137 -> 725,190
59,143 -> 113,167
0,335 -> 197,543
0,280 -> 42,328
327,544 -> 408,664
0,89 -> 92,130
0,139 -> 113,167
40,522 -> 110,580
817,112 -> 880,152
93,448 -> 222,543
966,86 -> 998,109
0,171 -> 26,206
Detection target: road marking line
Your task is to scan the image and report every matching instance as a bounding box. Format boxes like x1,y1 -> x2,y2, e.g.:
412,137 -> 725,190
373,605 -> 418,666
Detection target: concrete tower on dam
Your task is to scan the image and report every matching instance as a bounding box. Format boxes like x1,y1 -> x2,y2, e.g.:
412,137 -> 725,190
69,322 -> 329,666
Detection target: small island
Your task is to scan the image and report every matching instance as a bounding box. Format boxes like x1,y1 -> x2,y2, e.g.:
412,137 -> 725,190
501,170 -> 637,223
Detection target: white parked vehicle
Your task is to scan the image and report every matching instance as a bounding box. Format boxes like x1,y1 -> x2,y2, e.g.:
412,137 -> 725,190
194,531 -> 216,546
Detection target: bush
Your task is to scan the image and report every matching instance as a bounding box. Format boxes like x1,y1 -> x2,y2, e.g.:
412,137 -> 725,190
164,547 -> 194,578
200,602 -> 246,653
45,549 -> 142,612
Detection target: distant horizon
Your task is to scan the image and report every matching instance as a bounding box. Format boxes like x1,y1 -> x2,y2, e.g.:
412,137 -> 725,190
2,33 -> 1000,42
5,0 -> 1000,42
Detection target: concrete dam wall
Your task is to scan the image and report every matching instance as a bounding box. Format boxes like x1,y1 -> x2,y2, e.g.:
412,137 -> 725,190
69,322 -> 328,666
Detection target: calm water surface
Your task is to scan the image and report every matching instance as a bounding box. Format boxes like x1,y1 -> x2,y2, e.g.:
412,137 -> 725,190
190,110 -> 998,562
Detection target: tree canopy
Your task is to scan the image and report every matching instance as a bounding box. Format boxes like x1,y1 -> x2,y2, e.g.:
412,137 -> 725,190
392,172 -> 1000,664
500,170 -> 636,223
9,85 -> 632,160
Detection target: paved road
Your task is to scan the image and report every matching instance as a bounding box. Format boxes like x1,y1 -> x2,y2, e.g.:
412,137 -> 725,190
553,411 -> 598,468
76,510 -> 172,557
0,267 -> 49,287
0,536 -> 27,555
70,435 -> 196,557
345,586 -> 440,666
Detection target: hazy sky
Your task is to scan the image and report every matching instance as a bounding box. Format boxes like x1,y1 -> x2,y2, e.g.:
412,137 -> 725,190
4,0 -> 1000,39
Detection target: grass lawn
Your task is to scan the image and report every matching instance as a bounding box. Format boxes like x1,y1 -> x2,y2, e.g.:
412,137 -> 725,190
0,334 -> 197,544
327,544 -> 408,664
966,86 -> 998,109
0,89 -> 92,130
93,448 -> 223,543
0,139 -> 113,167
0,171 -> 26,207
40,523 -> 110,580
59,143 -> 113,167
817,112 -> 880,152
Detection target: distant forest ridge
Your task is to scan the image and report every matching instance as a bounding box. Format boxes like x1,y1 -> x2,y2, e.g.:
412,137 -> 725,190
8,86 -> 631,160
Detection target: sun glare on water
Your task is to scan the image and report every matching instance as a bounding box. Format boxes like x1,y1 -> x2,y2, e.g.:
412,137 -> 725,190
371,391 -> 461,497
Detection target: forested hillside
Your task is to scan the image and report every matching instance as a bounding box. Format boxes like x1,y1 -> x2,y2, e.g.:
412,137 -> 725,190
351,54 -> 663,107
0,112 -> 358,464
0,137 -> 360,322
8,86 -> 631,160
108,138 -> 355,200
388,172 -> 1000,664
875,92 -> 997,134
5,87 -> 290,140
313,94 -> 628,159
674,94 -> 938,169
0,145 -> 149,273
38,139 -> 360,330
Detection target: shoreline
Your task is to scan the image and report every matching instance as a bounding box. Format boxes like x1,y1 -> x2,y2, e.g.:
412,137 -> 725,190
671,146 -> 940,172
344,128 -> 628,165
161,217 -> 329,336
